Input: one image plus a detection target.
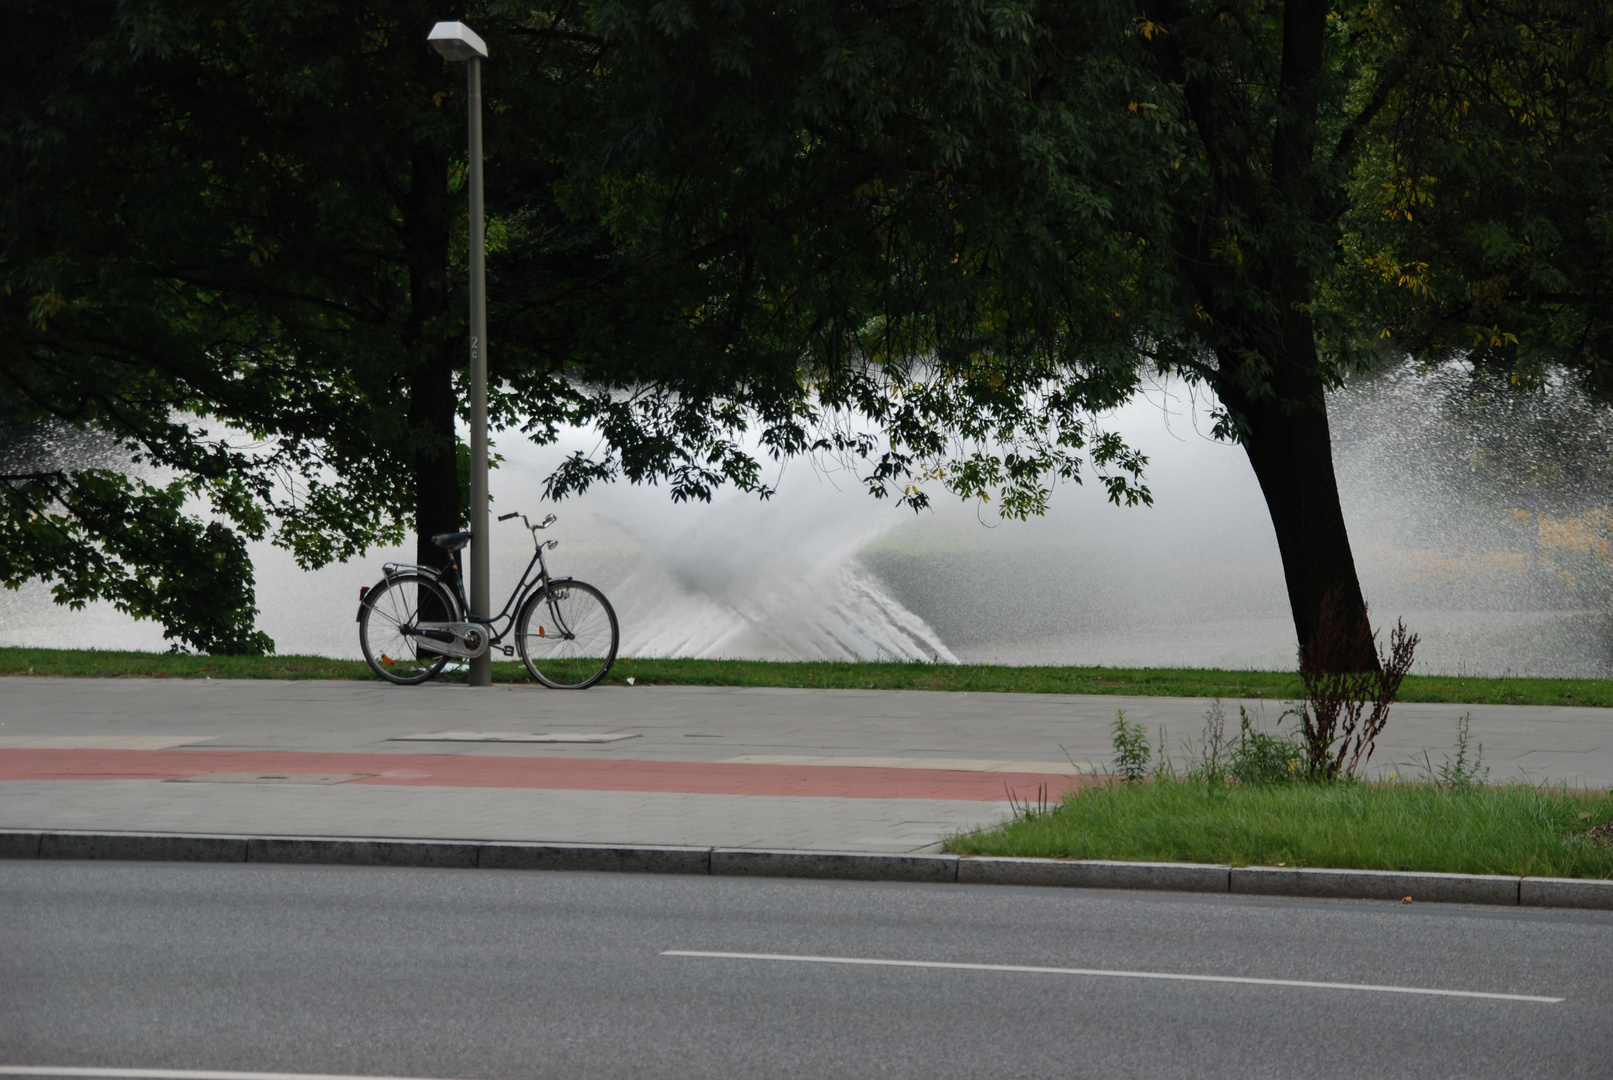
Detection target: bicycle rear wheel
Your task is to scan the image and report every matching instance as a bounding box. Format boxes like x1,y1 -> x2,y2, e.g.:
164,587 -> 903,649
358,573 -> 457,685
516,581 -> 619,689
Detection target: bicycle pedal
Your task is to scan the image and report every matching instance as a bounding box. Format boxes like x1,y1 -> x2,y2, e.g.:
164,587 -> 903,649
500,646 -> 515,657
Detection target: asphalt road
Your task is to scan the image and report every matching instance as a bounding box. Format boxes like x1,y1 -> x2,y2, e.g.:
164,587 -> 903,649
3,862 -> 1611,1079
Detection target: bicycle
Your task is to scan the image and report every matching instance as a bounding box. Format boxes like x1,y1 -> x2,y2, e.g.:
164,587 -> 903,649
356,511 -> 619,689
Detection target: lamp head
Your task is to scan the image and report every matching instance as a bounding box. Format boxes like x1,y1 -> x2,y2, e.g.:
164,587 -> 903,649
428,21 -> 488,61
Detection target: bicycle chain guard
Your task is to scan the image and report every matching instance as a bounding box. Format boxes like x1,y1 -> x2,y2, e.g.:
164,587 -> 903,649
411,621 -> 492,659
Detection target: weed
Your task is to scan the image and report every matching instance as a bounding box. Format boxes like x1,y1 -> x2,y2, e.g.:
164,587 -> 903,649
1111,710 -> 1151,782
1297,590 -> 1420,779
1230,705 -> 1307,785
1418,712 -> 1490,791
1005,782 -> 1051,821
1184,700 -> 1231,785
1176,700 -> 1304,786
1151,725 -> 1176,782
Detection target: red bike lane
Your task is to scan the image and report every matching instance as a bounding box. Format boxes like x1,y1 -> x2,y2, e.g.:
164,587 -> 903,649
0,747 -> 1094,801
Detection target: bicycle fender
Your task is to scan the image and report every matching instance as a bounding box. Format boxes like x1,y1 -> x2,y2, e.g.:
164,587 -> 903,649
358,567 -> 450,621
382,561 -> 441,577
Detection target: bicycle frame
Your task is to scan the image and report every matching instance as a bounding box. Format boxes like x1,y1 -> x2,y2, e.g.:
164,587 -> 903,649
380,515 -> 573,655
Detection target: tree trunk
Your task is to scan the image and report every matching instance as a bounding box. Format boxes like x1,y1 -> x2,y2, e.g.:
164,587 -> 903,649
403,133 -> 460,572
410,351 -> 460,571
1249,0 -> 1379,664
1235,389 -> 1372,661
1144,0 -> 1378,666
1215,313 -> 1376,667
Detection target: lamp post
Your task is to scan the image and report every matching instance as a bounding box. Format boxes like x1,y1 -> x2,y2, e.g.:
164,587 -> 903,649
428,21 -> 492,688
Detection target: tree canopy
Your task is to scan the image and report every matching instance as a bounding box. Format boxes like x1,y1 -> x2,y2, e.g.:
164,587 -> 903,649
1,0 -> 600,650
4,0 -> 1610,657
1335,1 -> 1613,386
573,0 -> 1613,656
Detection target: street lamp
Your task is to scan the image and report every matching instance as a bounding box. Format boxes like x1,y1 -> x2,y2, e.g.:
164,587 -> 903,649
429,21 -> 492,688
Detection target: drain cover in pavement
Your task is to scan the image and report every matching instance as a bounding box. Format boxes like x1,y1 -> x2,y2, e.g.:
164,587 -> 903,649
170,772 -> 373,785
391,731 -> 639,743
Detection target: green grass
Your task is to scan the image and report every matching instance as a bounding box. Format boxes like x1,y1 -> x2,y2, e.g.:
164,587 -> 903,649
0,648 -> 377,680
1,647 -> 1612,706
947,779 -> 1613,878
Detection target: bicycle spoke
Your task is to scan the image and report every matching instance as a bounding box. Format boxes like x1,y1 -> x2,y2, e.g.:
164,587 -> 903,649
360,574 -> 453,685
517,581 -> 618,689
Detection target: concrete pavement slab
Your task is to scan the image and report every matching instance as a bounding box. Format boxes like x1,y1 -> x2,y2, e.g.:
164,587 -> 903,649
1,676 -> 1610,855
2,677 -> 1609,782
0,778 -> 1010,852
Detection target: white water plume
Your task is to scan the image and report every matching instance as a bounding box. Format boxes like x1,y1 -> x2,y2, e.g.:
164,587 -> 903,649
6,361 -> 1613,676
494,437 -> 956,663
606,506 -> 956,663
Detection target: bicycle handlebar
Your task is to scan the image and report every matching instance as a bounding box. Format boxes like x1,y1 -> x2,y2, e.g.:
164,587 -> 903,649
498,511 -> 558,534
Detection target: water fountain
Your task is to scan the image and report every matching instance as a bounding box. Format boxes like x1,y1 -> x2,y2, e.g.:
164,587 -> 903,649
3,361 -> 1609,676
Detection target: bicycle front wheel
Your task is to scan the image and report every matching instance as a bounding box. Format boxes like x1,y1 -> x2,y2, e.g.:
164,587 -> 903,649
516,581 -> 619,689
358,572 -> 457,685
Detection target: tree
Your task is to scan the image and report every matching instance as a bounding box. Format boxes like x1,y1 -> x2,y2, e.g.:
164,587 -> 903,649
10,0 -> 1609,665
536,0 -> 1165,513
3,0 -> 1158,654
564,0 -> 1613,662
1334,1 -> 1613,389
0,0 -> 611,650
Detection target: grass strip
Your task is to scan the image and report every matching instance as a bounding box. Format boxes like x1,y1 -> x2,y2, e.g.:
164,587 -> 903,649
947,780 -> 1613,878
1,647 -> 1611,707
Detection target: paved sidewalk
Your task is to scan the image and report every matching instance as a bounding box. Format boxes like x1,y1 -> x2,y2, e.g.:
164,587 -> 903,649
1,677 -> 1609,853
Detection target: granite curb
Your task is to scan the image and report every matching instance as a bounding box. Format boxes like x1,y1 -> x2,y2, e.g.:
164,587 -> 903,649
957,856 -> 1230,892
1231,865 -> 1522,905
4,830 -> 1612,910
711,848 -> 959,882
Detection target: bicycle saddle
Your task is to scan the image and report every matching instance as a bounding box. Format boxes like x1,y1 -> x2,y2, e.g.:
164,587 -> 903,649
430,530 -> 472,551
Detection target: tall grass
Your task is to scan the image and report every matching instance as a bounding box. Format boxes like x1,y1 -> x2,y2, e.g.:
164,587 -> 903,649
948,780 -> 1613,878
